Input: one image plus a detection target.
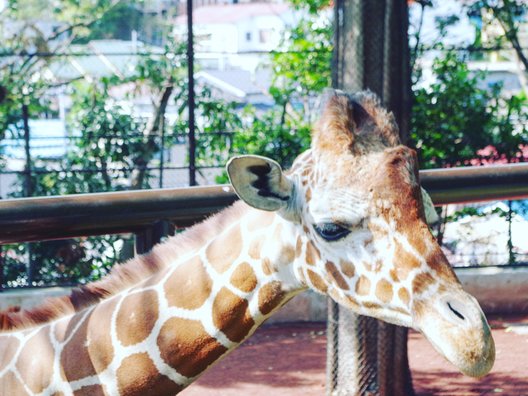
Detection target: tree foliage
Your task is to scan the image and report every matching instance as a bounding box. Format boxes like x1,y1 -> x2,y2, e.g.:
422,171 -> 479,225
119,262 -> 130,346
464,0 -> 528,71
411,52 -> 496,168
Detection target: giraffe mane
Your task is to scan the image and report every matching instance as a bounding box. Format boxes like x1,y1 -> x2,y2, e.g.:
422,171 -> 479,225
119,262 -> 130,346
0,202 -> 249,333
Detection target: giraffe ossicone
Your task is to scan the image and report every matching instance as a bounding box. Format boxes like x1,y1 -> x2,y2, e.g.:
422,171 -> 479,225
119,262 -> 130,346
0,90 -> 494,395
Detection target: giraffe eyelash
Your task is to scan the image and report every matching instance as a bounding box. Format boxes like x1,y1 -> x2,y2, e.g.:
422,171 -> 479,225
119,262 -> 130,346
313,223 -> 351,241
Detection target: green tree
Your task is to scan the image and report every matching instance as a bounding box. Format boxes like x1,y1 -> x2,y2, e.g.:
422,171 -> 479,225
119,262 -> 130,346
74,2 -> 141,43
411,49 -> 528,261
464,0 -> 528,73
0,1 -> 184,287
411,52 -> 496,168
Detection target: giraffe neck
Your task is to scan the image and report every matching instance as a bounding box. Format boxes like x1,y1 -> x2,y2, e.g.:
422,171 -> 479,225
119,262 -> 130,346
0,201 -> 306,395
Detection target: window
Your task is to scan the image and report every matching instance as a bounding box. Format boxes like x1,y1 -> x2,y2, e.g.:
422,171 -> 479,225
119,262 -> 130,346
259,29 -> 273,44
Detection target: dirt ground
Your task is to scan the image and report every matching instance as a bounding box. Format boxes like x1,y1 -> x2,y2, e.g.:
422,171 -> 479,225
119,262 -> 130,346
180,315 -> 528,396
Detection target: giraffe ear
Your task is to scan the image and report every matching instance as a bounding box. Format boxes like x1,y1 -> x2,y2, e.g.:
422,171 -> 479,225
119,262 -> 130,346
421,187 -> 439,225
227,155 -> 294,211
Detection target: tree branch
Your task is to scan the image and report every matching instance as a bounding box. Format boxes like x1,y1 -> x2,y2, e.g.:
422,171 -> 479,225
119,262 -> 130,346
130,83 -> 174,189
489,1 -> 528,72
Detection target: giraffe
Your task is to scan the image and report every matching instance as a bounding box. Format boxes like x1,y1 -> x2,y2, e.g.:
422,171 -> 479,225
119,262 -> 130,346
0,91 -> 494,395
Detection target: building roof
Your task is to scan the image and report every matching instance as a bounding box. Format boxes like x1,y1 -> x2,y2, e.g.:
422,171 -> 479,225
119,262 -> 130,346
175,2 -> 290,25
196,68 -> 273,106
46,40 -> 161,82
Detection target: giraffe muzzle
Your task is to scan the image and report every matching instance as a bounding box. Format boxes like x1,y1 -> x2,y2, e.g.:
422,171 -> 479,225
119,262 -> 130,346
414,290 -> 495,378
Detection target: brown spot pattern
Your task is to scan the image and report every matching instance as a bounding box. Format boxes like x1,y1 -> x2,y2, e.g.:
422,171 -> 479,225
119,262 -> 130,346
394,241 -> 422,280
305,188 -> 312,202
355,275 -> 371,296
364,302 -> 383,310
305,241 -> 321,266
230,262 -> 258,292
164,256 -> 212,310
307,269 -> 328,293
53,319 -> 69,342
213,288 -> 255,343
368,222 -> 389,239
16,326 -> 54,393
116,290 -> 159,346
206,226 -> 242,273
325,261 -> 349,290
362,261 -> 373,271
398,287 -> 410,307
340,260 -> 355,278
295,237 -> 303,258
375,278 -> 394,304
0,336 -> 19,372
280,245 -> 296,266
248,238 -> 263,260
426,248 -> 458,282
258,281 -> 286,315
262,258 -> 274,275
61,298 -> 117,382
345,295 -> 360,308
0,371 -> 30,396
117,352 -> 182,396
405,223 -> 429,257
412,272 -> 436,294
73,385 -> 106,396
158,317 -> 227,378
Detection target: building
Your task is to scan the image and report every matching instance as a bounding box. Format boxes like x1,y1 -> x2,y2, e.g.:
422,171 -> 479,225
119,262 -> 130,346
442,202 -> 528,267
195,68 -> 273,108
173,2 -> 299,72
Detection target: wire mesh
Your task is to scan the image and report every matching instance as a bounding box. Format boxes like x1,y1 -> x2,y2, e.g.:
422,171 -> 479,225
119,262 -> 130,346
328,0 -> 414,395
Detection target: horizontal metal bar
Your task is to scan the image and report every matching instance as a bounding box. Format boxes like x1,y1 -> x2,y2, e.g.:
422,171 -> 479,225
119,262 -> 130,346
420,163 -> 528,205
0,163 -> 527,244
0,185 -> 237,244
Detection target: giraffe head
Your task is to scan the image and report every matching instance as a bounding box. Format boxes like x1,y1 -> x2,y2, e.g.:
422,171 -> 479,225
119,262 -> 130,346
228,90 -> 494,377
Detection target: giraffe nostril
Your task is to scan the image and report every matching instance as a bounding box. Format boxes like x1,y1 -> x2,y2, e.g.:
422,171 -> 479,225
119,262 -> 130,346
447,302 -> 466,321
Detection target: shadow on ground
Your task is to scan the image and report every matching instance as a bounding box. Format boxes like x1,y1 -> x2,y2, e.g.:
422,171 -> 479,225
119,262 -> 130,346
413,371 -> 528,396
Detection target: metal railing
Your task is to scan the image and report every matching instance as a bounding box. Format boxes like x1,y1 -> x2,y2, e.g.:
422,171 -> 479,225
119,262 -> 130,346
0,185 -> 237,249
419,162 -> 528,205
1,163 -> 528,247
1,162 -> 528,243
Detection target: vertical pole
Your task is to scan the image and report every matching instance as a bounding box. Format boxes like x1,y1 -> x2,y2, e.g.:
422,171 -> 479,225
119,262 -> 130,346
0,245 -> 4,291
328,1 -> 413,395
22,104 -> 32,197
159,113 -> 165,189
22,103 -> 35,285
134,221 -> 166,255
187,0 -> 197,186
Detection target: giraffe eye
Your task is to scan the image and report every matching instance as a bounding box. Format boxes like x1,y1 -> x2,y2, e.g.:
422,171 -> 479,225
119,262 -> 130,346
314,223 -> 351,241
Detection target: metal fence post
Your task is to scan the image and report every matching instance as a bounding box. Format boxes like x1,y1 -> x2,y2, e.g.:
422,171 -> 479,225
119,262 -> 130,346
187,0 -> 197,186
328,1 -> 414,395
134,221 -> 174,255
